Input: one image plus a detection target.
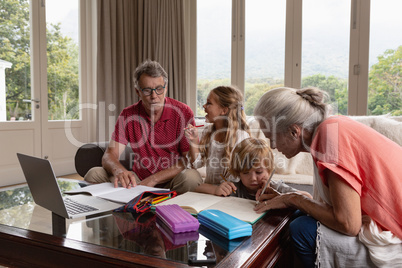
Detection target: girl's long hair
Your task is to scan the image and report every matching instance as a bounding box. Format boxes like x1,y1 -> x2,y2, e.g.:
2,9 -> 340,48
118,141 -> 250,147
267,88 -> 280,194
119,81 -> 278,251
199,86 -> 250,164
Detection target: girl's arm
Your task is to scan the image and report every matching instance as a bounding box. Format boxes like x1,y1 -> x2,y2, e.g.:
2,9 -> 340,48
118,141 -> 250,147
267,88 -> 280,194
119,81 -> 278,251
255,169 -> 362,236
194,182 -> 237,197
184,124 -> 200,166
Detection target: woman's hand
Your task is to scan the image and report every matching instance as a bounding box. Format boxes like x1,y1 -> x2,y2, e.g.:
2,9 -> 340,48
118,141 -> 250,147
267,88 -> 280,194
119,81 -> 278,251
214,181 -> 237,196
254,188 -> 294,213
255,185 -> 278,201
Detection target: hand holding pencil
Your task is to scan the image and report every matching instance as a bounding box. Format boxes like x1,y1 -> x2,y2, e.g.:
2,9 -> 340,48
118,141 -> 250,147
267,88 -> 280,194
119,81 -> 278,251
255,168 -> 275,205
184,124 -> 203,143
219,174 -> 237,195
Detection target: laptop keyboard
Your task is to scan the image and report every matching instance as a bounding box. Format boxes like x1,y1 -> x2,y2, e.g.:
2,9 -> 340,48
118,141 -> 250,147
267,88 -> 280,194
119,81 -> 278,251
64,198 -> 98,215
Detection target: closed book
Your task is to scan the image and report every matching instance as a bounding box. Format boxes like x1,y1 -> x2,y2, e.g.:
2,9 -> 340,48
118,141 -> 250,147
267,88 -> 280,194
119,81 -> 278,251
198,209 -> 252,240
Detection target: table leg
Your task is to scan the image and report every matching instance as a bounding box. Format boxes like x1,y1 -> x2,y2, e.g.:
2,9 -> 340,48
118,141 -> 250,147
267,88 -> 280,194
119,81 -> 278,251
52,212 -> 66,237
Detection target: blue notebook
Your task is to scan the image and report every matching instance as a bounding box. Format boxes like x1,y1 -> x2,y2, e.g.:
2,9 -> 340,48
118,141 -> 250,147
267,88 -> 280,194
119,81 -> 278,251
198,209 -> 252,240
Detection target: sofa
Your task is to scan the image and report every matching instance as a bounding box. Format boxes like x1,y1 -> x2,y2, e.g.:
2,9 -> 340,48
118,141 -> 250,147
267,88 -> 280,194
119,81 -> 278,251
74,115 -> 402,193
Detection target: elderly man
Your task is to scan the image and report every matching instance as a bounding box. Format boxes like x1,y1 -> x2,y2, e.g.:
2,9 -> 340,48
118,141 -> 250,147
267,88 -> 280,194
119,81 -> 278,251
85,60 -> 202,194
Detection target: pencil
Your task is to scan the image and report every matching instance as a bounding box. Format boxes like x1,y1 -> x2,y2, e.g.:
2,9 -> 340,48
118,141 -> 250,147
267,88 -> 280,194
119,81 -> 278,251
152,196 -> 170,205
256,168 -> 275,205
220,174 -> 236,194
184,124 -> 204,130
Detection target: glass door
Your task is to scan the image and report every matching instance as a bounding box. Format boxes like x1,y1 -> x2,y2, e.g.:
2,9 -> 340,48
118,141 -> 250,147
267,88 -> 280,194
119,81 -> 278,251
0,0 -> 86,186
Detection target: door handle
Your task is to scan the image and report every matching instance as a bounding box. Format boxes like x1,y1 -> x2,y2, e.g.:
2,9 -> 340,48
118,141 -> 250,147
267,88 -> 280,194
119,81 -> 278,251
22,99 -> 40,103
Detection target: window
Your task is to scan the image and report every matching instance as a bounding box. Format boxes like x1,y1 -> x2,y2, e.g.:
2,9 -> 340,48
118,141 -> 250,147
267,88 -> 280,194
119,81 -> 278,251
244,0 -> 286,115
367,0 -> 402,116
301,0 -> 350,115
0,0 -> 80,122
0,0 -> 32,121
46,0 -> 80,120
193,1 -> 400,117
196,0 -> 232,116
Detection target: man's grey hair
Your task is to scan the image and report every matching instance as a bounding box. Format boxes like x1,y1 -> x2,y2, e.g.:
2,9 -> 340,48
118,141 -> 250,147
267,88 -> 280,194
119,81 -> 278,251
133,59 -> 168,89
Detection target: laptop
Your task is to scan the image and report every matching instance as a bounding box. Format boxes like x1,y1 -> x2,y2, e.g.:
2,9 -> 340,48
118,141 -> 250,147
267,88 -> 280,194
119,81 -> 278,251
17,153 -> 120,219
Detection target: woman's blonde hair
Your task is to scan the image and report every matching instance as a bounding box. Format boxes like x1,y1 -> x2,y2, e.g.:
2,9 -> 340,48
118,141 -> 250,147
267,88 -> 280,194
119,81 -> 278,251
253,87 -> 331,134
229,138 -> 274,177
199,86 -> 250,163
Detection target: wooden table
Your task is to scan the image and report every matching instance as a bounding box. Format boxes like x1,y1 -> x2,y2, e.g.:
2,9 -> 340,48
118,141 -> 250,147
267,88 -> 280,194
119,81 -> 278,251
0,182 -> 295,267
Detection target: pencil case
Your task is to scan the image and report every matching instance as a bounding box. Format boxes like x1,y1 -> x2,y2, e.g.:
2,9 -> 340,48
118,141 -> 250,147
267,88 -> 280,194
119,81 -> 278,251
198,209 -> 252,240
114,190 -> 177,213
155,204 -> 199,233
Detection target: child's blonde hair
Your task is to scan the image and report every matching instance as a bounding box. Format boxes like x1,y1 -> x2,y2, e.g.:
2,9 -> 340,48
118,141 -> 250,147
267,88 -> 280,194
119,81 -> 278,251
229,138 -> 274,177
200,86 -> 250,163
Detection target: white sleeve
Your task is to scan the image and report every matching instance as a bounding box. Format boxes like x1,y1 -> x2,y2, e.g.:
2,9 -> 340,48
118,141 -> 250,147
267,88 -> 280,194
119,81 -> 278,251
186,152 -> 204,169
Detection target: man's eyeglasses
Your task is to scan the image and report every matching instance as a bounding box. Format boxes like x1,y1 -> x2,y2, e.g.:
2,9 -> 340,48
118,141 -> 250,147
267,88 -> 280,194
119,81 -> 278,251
139,83 -> 166,96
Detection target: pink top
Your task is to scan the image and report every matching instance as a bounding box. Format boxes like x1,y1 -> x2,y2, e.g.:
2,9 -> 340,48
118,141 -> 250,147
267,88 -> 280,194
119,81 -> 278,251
311,116 -> 402,239
112,97 -> 195,180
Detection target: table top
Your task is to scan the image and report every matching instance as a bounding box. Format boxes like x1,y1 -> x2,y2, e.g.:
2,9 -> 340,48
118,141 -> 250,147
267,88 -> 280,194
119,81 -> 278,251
0,179 -> 294,267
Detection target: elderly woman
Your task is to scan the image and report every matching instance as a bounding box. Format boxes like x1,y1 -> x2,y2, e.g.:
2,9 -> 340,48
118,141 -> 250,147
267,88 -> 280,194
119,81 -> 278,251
253,87 -> 402,267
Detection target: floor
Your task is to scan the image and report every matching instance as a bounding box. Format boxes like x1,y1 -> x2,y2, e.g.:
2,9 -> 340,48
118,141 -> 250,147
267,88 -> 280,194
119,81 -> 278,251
62,173 -> 84,180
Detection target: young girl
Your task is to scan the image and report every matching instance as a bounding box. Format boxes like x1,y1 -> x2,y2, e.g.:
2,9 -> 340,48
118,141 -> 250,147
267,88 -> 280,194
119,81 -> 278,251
184,86 -> 250,193
194,137 -> 312,200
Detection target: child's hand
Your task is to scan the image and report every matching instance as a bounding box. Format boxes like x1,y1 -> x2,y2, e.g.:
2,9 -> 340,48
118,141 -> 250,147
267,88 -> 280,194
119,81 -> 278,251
214,181 -> 237,196
184,124 -> 199,143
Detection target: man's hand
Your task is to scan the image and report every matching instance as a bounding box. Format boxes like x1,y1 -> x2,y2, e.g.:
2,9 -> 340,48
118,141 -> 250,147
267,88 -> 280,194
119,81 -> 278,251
113,170 -> 137,188
138,174 -> 159,187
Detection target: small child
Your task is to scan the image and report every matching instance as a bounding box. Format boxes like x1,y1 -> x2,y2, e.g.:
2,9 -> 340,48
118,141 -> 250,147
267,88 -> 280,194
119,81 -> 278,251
195,138 -> 312,200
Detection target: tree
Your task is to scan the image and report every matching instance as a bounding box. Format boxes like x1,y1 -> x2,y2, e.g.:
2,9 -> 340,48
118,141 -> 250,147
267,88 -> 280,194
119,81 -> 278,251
46,23 -> 79,120
196,78 -> 230,116
368,46 -> 402,116
302,74 -> 348,115
0,0 -> 31,120
244,83 -> 282,115
0,0 -> 79,121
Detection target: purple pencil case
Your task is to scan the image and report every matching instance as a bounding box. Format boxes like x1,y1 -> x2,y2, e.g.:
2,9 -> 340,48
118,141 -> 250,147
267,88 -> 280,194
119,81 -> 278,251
155,204 -> 199,233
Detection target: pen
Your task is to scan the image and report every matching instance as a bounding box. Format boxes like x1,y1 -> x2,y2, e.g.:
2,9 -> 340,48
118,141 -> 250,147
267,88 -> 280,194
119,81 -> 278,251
220,174 -> 236,194
256,168 -> 275,205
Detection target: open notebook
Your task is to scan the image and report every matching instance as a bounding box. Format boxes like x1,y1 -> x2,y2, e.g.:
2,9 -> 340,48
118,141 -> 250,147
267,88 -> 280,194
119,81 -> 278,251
154,192 -> 266,224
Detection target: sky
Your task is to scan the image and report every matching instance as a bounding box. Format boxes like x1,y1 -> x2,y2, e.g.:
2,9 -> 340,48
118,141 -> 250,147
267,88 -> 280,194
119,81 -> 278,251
45,0 -> 79,42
